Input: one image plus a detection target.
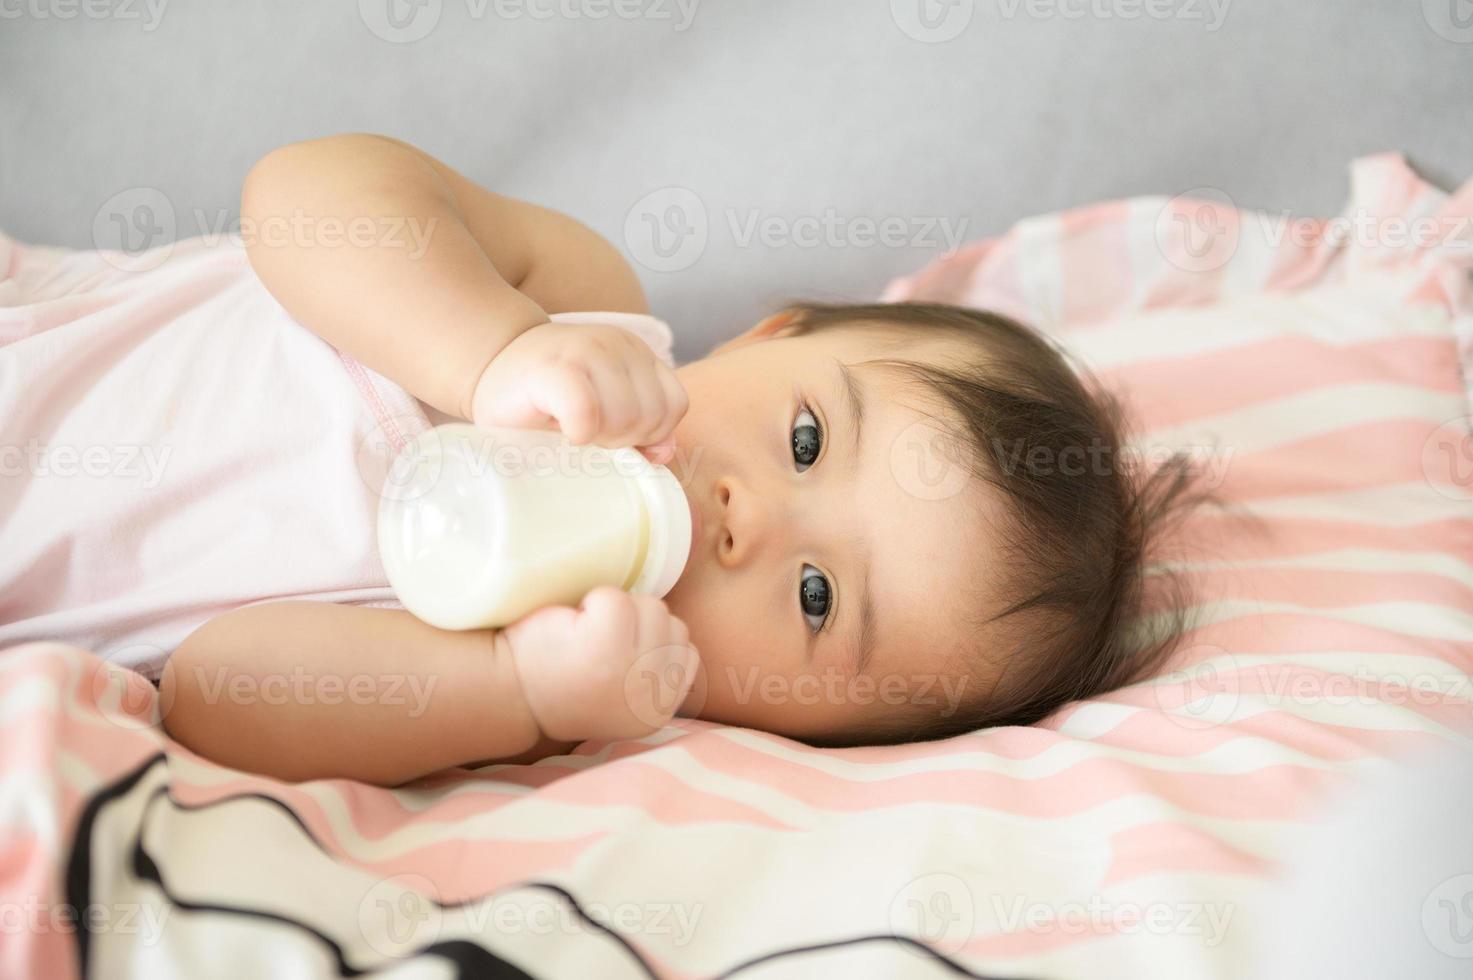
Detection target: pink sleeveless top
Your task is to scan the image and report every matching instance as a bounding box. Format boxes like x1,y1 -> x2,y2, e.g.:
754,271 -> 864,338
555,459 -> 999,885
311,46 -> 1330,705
0,229 -> 674,678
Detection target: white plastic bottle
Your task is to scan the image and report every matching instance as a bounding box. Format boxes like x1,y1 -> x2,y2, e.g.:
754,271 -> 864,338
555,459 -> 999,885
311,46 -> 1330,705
376,423 -> 693,630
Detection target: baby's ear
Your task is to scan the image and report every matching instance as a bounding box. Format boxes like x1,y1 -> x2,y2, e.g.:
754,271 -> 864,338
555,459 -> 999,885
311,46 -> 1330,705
710,309 -> 803,355
754,309 -> 803,339
742,309 -> 803,343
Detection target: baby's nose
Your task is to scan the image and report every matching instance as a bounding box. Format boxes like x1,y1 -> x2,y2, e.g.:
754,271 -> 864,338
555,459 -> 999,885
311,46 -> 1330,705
713,476 -> 770,569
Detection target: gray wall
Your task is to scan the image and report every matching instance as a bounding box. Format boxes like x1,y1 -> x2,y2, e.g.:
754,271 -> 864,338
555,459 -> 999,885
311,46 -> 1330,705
3,0 -> 1471,361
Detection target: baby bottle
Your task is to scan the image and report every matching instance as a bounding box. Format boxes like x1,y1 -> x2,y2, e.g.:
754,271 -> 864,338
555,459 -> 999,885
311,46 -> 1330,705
377,423 -> 693,630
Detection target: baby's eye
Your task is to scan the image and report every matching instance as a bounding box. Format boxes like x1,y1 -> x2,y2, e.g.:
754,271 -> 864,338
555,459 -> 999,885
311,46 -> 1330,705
800,563 -> 831,633
792,404 -> 822,472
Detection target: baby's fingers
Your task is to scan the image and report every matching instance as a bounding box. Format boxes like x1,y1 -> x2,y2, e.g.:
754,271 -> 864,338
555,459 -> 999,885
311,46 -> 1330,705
621,644 -> 696,734
636,363 -> 690,464
583,357 -> 684,457
652,361 -> 690,436
584,358 -> 660,449
619,597 -> 698,732
477,360 -> 603,444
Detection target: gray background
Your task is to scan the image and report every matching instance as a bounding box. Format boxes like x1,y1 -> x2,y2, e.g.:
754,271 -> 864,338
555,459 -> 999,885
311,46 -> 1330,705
3,0 -> 1471,362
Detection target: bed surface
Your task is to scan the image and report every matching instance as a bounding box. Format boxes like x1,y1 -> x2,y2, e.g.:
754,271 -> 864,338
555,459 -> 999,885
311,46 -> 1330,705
3,148 -> 1471,980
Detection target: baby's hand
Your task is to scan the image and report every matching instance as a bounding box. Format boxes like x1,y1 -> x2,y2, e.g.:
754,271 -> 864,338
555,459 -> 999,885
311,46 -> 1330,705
499,586 -> 700,743
471,321 -> 688,464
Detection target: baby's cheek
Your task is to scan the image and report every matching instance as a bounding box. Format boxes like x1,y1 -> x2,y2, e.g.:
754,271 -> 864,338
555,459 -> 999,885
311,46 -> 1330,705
661,572 -> 788,723
674,629 -> 755,723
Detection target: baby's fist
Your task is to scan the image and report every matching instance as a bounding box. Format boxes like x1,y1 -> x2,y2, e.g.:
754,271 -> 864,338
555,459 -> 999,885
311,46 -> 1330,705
471,321 -> 688,462
501,586 -> 700,743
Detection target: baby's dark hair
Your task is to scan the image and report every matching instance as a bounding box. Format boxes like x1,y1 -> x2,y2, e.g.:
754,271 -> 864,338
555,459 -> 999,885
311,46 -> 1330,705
778,301 -> 1221,747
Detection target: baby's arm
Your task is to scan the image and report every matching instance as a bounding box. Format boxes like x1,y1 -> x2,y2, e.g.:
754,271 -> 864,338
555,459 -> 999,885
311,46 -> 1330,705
160,601 -> 565,785
239,132 -> 648,420
162,587 -> 696,785
195,136 -> 693,784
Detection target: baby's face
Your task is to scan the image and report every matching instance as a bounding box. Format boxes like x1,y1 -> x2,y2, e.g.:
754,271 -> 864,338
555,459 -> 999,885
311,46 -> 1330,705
660,314 -> 1010,741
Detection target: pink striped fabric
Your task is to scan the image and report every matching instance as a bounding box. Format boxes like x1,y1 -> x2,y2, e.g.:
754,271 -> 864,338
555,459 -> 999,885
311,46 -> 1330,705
2,153 -> 1471,979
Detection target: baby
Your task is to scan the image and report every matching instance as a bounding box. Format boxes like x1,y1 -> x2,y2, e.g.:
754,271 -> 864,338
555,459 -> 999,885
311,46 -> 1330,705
6,133 -> 1205,786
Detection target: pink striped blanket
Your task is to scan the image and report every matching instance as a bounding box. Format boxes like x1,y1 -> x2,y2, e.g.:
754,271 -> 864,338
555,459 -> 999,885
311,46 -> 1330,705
2,152 -> 1471,978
